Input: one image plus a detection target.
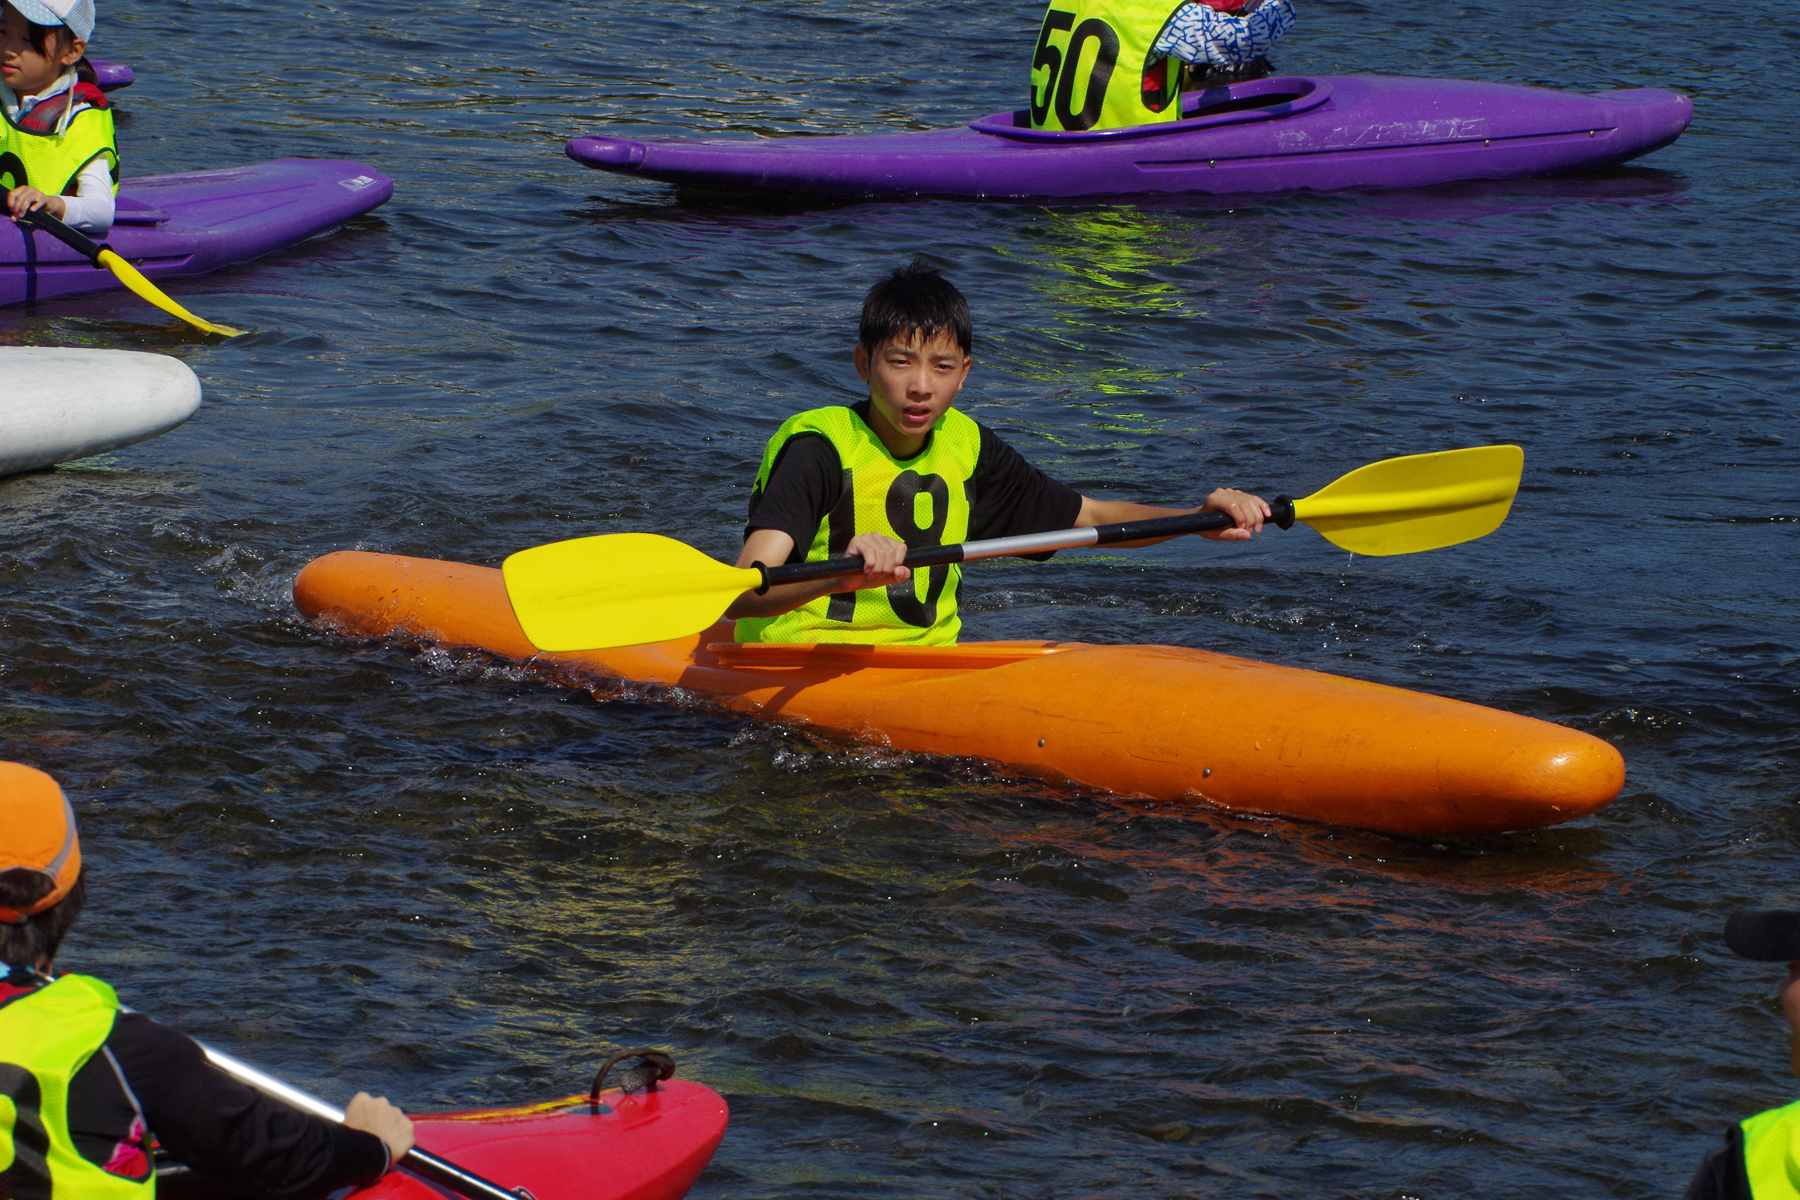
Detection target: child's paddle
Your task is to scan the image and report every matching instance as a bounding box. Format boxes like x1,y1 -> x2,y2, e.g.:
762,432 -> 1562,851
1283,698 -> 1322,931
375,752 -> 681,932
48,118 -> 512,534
503,443 -> 1523,654
9,201 -> 246,337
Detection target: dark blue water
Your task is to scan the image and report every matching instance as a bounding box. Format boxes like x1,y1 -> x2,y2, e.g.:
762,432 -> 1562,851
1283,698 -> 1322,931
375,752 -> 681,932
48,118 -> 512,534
3,1 -> 1797,1196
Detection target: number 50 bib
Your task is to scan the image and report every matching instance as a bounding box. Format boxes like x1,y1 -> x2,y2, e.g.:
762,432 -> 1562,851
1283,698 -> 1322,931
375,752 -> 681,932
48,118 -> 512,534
1028,0 -> 1186,131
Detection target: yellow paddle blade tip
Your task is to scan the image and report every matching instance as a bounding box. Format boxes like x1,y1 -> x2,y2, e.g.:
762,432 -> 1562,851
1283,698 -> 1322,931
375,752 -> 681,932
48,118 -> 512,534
503,533 -> 761,652
98,249 -> 248,338
1293,444 -> 1524,556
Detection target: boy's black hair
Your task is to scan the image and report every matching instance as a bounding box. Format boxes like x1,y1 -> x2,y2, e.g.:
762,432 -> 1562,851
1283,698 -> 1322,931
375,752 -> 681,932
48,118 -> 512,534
0,867 -> 85,969
859,259 -> 972,356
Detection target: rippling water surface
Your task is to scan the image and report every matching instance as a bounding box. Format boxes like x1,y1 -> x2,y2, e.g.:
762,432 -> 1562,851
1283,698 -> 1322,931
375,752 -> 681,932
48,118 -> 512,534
3,2 -> 1797,1196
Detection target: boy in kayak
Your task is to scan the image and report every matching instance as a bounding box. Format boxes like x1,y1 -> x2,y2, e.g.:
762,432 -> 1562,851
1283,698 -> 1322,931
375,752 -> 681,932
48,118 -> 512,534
1028,0 -> 1296,131
2,0 -> 117,233
726,260 -> 1268,646
1684,908 -> 1800,1199
0,761 -> 412,1197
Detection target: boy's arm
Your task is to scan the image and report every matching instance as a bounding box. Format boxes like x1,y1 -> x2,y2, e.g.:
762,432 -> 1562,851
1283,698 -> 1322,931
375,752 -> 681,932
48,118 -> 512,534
724,528 -> 912,620
1076,488 -> 1269,545
103,1012 -> 396,1198
723,487 -> 1267,619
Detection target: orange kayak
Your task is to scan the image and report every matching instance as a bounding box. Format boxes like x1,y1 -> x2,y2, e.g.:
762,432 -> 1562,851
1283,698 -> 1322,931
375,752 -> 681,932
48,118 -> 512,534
293,550 -> 1625,838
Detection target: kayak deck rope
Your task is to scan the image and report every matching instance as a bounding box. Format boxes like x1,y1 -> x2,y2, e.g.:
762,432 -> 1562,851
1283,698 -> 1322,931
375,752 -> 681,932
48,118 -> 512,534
589,1049 -> 678,1110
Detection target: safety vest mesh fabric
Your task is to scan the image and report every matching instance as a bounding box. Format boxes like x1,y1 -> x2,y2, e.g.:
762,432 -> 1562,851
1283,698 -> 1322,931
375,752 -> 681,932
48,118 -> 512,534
0,101 -> 119,196
735,406 -> 981,647
0,973 -> 150,1200
1028,0 -> 1188,131
1741,1097 -> 1800,1199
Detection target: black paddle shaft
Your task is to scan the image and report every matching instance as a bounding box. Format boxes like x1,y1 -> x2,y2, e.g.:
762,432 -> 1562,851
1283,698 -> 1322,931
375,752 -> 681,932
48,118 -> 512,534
11,201 -> 109,266
405,1148 -> 534,1200
756,497 -> 1297,590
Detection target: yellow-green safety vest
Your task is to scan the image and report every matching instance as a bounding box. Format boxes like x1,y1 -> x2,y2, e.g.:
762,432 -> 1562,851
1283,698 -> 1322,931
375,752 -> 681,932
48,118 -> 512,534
735,405 -> 982,647
1028,0 -> 1187,131
1742,1096 -> 1800,1199
0,973 -> 153,1200
0,101 -> 119,196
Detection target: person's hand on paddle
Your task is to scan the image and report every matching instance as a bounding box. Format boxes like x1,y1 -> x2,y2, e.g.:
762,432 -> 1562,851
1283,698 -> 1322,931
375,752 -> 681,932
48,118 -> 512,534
345,1092 -> 415,1163
5,185 -> 66,223
726,527 -> 910,620
1197,487 -> 1271,541
836,532 -> 910,589
1073,489 -> 1270,548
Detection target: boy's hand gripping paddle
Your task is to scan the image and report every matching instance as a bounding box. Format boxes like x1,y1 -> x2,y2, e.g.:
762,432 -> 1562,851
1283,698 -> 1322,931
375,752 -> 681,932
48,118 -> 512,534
503,444 -> 1524,654
10,200 -> 247,337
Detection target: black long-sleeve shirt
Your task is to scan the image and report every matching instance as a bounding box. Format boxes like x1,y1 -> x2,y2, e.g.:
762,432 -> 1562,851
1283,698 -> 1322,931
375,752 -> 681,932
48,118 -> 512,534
1684,1126 -> 1751,1200
6,979 -> 390,1199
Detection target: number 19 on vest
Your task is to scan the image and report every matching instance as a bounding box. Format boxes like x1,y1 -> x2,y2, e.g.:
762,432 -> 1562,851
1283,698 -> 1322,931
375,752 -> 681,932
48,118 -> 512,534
1028,0 -> 1184,131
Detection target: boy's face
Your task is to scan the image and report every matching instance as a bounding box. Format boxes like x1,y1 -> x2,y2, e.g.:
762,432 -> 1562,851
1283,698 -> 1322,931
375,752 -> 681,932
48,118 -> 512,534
854,328 -> 972,451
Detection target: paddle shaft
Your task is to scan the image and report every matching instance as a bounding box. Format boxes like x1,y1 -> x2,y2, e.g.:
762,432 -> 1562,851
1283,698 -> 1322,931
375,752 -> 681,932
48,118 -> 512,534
11,196 -> 247,335
10,200 -> 109,264
755,498 -> 1297,591
190,1038 -> 529,1200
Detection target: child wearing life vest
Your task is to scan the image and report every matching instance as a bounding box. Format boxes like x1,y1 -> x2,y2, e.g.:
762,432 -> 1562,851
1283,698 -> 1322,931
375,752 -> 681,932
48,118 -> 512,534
726,260 -> 1270,646
1028,0 -> 1296,131
1,0 -> 118,233
0,761 -> 412,1198
1684,909 -> 1800,1200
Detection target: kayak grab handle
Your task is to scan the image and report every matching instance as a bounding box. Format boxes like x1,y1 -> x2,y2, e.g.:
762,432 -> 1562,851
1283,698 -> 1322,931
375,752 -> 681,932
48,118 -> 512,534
589,1049 -> 677,1110
755,500 -> 1296,591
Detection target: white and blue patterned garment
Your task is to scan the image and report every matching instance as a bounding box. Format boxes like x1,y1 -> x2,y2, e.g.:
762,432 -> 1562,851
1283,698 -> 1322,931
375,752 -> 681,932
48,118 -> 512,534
1153,0 -> 1296,67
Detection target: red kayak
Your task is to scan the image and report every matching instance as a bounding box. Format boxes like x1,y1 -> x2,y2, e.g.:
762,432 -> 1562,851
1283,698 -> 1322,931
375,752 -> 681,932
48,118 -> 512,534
160,1078 -> 727,1200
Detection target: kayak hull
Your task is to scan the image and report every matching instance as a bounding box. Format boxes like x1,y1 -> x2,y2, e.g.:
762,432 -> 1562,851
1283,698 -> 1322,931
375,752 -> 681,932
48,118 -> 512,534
0,158 -> 394,308
160,1081 -> 727,1200
294,551 -> 1626,838
351,1082 -> 727,1200
0,347 -> 201,476
567,74 -> 1690,200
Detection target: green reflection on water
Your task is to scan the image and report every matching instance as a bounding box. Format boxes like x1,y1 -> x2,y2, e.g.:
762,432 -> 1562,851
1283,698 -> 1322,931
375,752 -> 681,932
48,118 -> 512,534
995,206 -> 1229,450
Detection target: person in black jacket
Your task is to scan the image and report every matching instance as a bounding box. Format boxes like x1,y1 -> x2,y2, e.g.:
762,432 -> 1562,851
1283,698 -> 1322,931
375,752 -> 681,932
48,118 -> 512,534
0,760 -> 412,1198
1684,908 -> 1800,1200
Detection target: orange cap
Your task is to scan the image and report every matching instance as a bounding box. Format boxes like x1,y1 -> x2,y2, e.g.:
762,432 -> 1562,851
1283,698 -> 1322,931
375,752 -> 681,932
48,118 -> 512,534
0,763 -> 81,925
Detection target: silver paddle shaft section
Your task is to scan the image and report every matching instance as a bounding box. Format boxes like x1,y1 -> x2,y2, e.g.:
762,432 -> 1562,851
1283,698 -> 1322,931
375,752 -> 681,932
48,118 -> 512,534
193,1039 -> 531,1200
197,1040 -> 345,1122
759,504 -> 1293,589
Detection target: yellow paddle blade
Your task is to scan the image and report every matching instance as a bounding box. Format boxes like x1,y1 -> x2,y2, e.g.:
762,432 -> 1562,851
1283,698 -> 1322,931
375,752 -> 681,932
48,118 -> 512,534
502,533 -> 763,652
97,249 -> 247,338
1292,444 -> 1524,556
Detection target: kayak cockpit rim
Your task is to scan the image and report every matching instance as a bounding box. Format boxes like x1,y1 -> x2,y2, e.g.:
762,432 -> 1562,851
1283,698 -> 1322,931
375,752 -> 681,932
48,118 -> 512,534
705,641 -> 1080,671
968,76 -> 1331,143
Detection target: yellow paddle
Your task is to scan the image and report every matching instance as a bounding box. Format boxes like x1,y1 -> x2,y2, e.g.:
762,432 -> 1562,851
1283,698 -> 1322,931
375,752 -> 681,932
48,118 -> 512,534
504,444 -> 1523,653
14,202 -> 247,337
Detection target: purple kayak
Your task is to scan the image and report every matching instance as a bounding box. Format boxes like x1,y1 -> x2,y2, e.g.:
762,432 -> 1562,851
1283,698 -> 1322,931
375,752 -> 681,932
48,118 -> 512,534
567,74 -> 1691,201
89,59 -> 133,91
1,158 -> 393,308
